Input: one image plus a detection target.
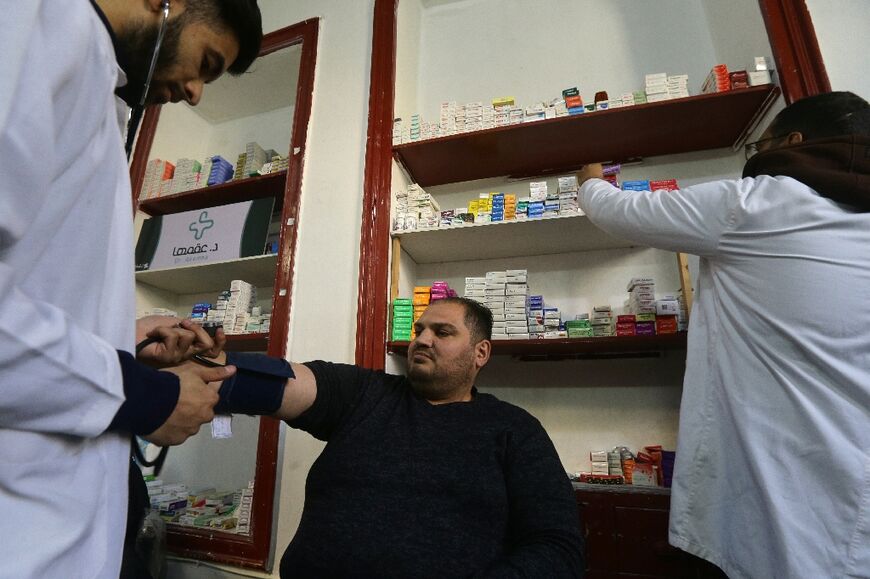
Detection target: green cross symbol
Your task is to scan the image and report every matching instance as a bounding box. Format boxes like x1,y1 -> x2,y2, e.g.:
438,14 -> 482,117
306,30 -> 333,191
189,211 -> 215,240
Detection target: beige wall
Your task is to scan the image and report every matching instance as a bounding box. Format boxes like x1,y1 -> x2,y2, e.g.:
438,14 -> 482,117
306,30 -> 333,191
805,0 -> 870,100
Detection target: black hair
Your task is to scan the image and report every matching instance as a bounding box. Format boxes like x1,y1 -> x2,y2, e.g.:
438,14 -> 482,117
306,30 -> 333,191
434,297 -> 493,343
769,91 -> 870,140
182,0 -> 263,75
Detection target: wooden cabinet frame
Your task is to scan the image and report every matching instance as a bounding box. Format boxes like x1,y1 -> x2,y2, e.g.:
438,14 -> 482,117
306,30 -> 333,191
355,0 -> 830,370
128,18 -> 319,570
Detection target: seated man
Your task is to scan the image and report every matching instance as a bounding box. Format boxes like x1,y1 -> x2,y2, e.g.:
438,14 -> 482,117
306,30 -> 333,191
205,297 -> 584,578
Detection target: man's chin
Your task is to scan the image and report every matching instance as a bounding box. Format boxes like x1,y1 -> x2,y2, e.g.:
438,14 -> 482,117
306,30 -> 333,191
407,366 -> 432,384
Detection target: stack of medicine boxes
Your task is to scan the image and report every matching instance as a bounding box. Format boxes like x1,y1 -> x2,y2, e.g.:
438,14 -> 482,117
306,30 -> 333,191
492,97 -> 513,127
528,295 -> 545,338
485,270 -> 529,340
504,194 -> 517,220
139,159 -> 175,200
590,451 -> 610,476
528,182 -> 546,219
223,280 -> 256,335
440,102 -> 457,136
505,270 -> 529,340
485,271 -> 508,340
558,175 -> 579,215
490,193 -> 505,222
207,155 -> 234,186
566,314 -> 593,338
591,306 -> 615,337
412,286 -> 430,334
542,302 -> 562,337
563,87 -> 583,115
170,158 -> 202,194
391,298 -> 413,341
628,277 -> 657,336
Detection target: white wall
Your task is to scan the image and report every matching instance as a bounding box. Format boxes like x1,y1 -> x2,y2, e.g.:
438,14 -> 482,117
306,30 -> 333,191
149,103 -> 293,168
700,0 -> 776,75
411,0 -> 719,121
806,0 -> 870,99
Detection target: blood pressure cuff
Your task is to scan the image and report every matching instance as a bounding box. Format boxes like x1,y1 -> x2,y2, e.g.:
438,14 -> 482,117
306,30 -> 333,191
216,352 -> 294,415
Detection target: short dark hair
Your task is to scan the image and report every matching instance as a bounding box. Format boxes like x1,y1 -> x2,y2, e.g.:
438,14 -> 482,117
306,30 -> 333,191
183,0 -> 263,75
769,91 -> 870,140
435,297 -> 493,343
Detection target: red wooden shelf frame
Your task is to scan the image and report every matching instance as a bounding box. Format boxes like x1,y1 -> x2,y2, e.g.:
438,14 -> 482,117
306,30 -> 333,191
394,86 -> 779,188
225,333 -> 270,352
138,170 -> 287,216
388,332 -> 688,361
129,19 -> 320,571
356,0 -> 831,371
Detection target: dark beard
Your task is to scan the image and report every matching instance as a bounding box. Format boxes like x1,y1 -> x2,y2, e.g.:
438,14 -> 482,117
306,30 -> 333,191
407,354 -> 477,402
115,16 -> 185,106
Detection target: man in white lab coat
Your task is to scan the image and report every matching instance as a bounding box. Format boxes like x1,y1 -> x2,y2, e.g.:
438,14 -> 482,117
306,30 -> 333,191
0,0 -> 261,577
576,91 -> 870,579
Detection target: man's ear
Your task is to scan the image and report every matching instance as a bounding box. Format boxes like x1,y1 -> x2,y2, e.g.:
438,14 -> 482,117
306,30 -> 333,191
786,131 -> 804,145
147,0 -> 184,16
474,339 -> 492,369
146,0 -> 166,12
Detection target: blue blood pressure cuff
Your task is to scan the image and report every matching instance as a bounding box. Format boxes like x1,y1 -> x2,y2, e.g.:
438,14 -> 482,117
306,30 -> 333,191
213,352 -> 294,415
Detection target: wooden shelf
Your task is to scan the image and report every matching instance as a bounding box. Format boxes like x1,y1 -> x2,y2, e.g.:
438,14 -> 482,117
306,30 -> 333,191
395,213 -> 634,264
573,482 -> 670,495
138,171 -> 287,216
394,86 -> 780,187
136,254 -> 278,294
388,332 -> 687,359
225,333 -> 269,352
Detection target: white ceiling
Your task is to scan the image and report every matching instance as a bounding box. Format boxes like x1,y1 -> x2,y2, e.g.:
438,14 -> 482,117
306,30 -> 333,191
189,44 -> 302,124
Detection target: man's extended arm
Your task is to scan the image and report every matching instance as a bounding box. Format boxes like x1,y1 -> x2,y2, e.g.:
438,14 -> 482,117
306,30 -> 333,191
191,351 -> 317,421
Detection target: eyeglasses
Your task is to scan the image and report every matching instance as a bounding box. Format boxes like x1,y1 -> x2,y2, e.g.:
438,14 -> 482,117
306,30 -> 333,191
744,135 -> 783,160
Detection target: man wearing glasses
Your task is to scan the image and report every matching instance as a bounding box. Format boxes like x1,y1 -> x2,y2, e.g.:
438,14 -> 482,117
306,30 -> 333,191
576,91 -> 869,579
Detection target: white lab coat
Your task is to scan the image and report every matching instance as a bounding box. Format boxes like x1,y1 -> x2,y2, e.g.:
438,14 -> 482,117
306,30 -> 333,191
0,1 -> 135,577
580,176 -> 870,578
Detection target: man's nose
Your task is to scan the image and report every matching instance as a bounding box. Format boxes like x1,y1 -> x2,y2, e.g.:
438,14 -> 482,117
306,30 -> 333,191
413,329 -> 434,347
184,79 -> 204,106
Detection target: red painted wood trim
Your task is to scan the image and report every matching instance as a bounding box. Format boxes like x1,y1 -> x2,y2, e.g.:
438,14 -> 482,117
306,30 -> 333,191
129,18 -> 320,571
355,0 -> 399,370
129,106 -> 161,213
757,0 -> 830,103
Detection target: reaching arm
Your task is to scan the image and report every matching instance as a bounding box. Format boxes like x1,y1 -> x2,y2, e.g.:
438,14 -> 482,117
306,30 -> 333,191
475,421 -> 584,578
578,169 -> 748,258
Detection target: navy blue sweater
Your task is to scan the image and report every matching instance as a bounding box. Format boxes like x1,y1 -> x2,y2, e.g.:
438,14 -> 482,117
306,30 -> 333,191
280,361 -> 583,578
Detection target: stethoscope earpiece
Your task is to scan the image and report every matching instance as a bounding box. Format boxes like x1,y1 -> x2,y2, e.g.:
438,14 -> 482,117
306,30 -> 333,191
140,0 -> 171,107
126,0 -> 171,159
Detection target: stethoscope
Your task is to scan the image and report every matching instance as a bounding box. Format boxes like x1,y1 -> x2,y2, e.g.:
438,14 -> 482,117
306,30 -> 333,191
129,1 -> 173,472
124,0 -> 170,159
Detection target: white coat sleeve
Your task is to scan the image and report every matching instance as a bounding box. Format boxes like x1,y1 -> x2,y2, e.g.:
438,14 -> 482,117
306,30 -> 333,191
579,178 -> 746,257
0,14 -> 125,438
